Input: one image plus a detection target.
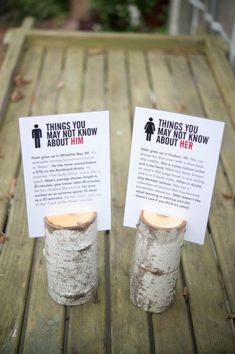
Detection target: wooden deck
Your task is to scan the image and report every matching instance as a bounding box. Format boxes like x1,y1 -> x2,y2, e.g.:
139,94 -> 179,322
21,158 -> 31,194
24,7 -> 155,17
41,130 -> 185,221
0,20 -> 235,354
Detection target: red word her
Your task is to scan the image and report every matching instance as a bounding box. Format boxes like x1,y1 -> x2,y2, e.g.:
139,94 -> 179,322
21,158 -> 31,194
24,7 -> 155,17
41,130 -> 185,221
179,140 -> 193,149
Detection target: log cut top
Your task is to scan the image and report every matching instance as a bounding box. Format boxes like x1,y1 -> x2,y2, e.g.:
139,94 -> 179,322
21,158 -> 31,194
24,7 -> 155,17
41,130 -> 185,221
44,212 -> 97,230
140,210 -> 186,230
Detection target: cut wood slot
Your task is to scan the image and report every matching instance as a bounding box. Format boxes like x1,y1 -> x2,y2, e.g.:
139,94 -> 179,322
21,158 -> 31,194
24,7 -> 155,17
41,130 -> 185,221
130,211 -> 186,313
45,212 -> 96,230
44,212 -> 98,306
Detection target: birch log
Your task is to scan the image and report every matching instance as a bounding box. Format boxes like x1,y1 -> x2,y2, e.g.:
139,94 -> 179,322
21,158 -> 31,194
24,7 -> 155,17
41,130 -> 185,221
44,212 -> 97,306
130,211 -> 186,313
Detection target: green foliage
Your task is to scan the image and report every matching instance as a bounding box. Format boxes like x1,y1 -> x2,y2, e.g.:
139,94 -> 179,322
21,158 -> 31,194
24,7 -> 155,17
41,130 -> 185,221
91,0 -> 168,31
91,0 -> 131,31
10,0 -> 66,22
134,0 -> 157,14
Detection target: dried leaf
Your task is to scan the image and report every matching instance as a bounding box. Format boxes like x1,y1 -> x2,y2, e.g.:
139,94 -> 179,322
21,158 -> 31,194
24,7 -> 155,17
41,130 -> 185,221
11,90 -> 24,102
179,104 -> 187,113
112,197 -> 123,208
222,191 -> 233,199
88,48 -> 105,56
149,89 -> 157,105
10,178 -> 17,198
165,48 -> 182,55
183,286 -> 189,302
56,81 -> 65,91
22,77 -> 32,84
14,73 -> 31,86
14,73 -> 23,86
31,94 -> 36,105
227,313 -> 235,320
0,232 -> 8,244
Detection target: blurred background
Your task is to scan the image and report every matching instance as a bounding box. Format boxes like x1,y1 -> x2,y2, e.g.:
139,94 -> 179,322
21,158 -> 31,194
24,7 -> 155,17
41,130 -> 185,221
169,0 -> 235,69
0,0 -> 235,67
0,0 -> 170,32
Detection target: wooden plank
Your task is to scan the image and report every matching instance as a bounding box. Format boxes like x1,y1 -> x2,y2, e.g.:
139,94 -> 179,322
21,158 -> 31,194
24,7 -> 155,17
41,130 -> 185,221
0,169 -> 35,353
108,50 -> 151,353
152,273 -> 194,354
128,50 -> 152,110
81,49 -> 105,111
111,209 -> 151,354
3,17 -> 35,45
183,235 -> 235,353
0,21 -> 33,122
22,47 -> 65,354
2,17 -> 35,47
189,54 -> 235,190
148,51 -> 195,353
31,47 -> 63,116
21,17 -> 35,29
209,163 -> 235,313
189,53 -> 235,314
147,51 -> 179,111
26,30 -> 207,52
108,50 -> 130,207
0,46 -> 43,246
167,55 -> 204,117
23,237 -> 65,354
57,47 -> 85,114
67,233 -> 106,353
205,39 -> 235,128
167,54 -> 235,353
67,50 -> 106,353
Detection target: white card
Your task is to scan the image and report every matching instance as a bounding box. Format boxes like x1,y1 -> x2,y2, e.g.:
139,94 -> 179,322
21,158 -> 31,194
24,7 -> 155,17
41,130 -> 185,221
124,107 -> 224,244
19,111 -> 111,237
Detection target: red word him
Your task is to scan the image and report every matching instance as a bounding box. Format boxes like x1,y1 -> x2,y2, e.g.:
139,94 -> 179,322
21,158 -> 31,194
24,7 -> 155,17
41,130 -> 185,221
179,140 -> 193,149
70,137 -> 84,145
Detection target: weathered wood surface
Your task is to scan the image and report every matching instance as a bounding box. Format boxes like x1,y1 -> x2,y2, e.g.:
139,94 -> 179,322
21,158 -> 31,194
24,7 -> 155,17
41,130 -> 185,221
150,51 -> 235,353
108,50 -> 151,353
0,24 -> 234,353
22,45 -> 65,354
67,49 -> 107,354
0,18 -> 34,122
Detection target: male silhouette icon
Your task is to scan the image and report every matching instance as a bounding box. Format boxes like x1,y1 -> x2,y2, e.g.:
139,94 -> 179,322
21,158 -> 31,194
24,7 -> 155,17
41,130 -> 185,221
32,124 -> 42,148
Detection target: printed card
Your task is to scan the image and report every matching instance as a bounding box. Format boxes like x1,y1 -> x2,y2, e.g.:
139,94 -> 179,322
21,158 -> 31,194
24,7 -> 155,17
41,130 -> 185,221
19,111 -> 111,237
124,107 -> 224,244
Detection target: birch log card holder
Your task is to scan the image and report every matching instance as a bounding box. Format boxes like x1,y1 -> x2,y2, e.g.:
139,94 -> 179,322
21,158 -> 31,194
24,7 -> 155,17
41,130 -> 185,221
19,111 -> 111,306
44,212 -> 98,305
124,107 -> 224,313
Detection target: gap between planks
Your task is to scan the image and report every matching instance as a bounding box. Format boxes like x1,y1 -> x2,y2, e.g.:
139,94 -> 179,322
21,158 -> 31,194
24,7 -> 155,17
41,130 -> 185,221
17,239 -> 37,354
144,49 -> 197,353
208,229 -> 235,337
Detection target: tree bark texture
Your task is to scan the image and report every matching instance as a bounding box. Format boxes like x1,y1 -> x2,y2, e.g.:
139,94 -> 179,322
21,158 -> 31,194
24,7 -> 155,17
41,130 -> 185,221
130,211 -> 186,313
44,212 -> 97,306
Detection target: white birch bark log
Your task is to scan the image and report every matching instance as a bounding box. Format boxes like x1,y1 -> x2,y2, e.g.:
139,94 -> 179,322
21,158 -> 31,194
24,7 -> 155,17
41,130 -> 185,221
44,212 -> 97,306
130,211 -> 186,313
